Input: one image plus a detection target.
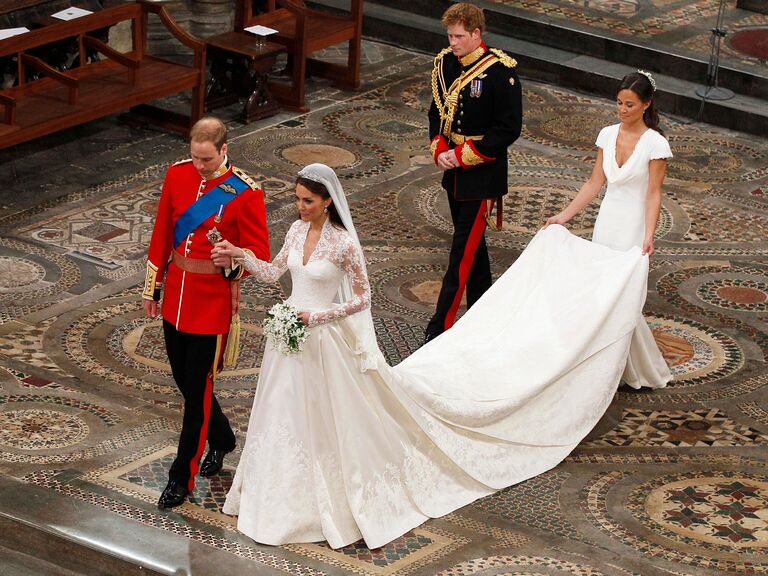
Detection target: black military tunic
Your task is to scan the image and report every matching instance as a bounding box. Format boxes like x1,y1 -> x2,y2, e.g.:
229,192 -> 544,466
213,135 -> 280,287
428,43 -> 522,201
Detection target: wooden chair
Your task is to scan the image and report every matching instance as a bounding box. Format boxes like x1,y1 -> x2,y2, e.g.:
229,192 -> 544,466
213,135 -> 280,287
235,0 -> 363,111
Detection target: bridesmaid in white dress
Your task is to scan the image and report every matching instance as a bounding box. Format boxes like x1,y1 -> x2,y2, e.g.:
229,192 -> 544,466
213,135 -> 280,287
211,163 -> 653,549
546,70 -> 672,389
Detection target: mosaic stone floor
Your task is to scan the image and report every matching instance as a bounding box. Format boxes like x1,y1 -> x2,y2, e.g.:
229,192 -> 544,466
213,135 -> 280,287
485,0 -> 768,73
1,40 -> 767,575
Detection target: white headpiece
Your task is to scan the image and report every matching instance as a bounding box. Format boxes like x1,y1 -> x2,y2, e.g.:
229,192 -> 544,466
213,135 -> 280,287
636,69 -> 657,92
297,163 -> 384,371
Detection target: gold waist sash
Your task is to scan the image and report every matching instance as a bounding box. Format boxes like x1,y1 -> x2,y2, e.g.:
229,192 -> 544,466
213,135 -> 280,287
450,134 -> 483,145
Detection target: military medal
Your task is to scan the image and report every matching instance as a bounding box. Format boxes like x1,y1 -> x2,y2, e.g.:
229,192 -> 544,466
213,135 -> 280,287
206,227 -> 223,245
214,204 -> 224,223
470,78 -> 483,98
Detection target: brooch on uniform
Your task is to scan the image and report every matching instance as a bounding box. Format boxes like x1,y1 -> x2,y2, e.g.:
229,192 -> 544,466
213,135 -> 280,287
206,226 -> 223,245
470,78 -> 483,98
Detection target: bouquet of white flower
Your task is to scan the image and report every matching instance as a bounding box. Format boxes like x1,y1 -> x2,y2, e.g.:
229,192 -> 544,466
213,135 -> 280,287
263,303 -> 309,355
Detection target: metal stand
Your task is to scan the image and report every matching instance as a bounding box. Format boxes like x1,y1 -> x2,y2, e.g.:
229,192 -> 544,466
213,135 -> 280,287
695,0 -> 734,101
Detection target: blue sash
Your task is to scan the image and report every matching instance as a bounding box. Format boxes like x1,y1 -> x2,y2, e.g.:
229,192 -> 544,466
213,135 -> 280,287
173,174 -> 249,247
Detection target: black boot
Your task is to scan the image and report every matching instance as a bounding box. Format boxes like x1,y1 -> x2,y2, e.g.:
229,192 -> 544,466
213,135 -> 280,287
200,448 -> 231,477
157,480 -> 188,509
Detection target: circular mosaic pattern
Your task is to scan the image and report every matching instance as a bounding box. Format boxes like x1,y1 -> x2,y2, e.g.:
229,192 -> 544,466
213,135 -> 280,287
647,315 -> 743,387
0,408 -> 89,450
657,264 -> 768,358
645,475 -> 768,549
118,319 -> 265,377
420,182 -> 596,251
524,105 -> 614,151
584,471 -> 768,573
697,279 -> 768,312
437,555 -> 608,575
280,144 -> 357,168
399,279 -> 442,306
666,135 -> 767,183
138,197 -> 159,217
55,298 -> 273,398
397,81 -> 432,111
371,262 -> 447,321
0,238 -> 80,305
729,28 -> 768,61
357,112 -> 424,140
0,257 -> 46,290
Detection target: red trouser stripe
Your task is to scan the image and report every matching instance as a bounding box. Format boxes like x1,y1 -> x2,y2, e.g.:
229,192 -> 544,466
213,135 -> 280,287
187,334 -> 224,492
444,202 -> 488,331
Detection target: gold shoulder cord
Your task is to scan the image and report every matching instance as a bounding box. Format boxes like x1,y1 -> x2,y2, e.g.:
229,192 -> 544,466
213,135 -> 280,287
431,47 -> 452,131
489,48 -> 518,68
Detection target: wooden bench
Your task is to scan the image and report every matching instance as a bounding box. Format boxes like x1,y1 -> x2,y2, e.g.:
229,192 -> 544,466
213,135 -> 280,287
0,0 -> 206,149
234,0 -> 363,111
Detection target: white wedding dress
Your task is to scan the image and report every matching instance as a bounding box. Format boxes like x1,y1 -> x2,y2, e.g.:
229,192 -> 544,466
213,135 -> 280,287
592,123 -> 673,389
223,217 -> 651,549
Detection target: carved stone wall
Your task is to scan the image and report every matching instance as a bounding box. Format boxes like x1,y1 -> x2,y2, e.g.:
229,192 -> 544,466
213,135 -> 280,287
148,0 -> 234,57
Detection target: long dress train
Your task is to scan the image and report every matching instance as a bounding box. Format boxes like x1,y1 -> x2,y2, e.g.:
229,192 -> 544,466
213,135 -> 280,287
223,219 -> 649,549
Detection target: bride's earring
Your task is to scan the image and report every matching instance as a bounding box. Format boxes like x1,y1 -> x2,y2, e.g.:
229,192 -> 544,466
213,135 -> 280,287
324,205 -> 329,213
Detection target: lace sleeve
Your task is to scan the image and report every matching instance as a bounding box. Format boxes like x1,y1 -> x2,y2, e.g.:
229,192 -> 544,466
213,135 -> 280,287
236,222 -> 297,283
308,236 -> 371,327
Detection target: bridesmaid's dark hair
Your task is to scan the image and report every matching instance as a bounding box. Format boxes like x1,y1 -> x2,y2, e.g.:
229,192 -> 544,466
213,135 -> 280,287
295,176 -> 346,229
616,72 -> 664,136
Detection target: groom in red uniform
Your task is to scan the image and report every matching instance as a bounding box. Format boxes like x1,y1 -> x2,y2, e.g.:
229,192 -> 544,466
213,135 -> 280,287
143,116 -> 270,509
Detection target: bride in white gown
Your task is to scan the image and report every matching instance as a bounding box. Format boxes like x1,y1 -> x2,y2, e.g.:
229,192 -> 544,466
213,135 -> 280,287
546,70 -> 672,389
212,160 -> 654,549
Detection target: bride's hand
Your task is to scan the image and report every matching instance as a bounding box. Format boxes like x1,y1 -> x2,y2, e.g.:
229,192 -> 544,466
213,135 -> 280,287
298,311 -> 311,326
211,239 -> 244,267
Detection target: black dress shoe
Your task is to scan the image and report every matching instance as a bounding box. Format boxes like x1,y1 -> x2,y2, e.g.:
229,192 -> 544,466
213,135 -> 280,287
423,330 -> 441,345
157,480 -> 188,509
200,448 -> 230,477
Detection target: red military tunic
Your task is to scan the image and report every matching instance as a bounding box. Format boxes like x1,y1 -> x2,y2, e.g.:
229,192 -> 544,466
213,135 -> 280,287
143,159 -> 270,334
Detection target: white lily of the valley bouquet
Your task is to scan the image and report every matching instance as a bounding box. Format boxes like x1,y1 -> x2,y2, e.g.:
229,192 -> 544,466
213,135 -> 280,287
263,303 -> 309,355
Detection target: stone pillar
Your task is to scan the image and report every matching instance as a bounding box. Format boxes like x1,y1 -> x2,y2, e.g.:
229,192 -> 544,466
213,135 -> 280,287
146,0 -> 194,58
189,0 -> 234,39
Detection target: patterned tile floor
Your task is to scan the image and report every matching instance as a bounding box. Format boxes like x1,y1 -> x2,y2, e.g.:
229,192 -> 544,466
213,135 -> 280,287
0,40 -> 767,575
485,0 -> 768,73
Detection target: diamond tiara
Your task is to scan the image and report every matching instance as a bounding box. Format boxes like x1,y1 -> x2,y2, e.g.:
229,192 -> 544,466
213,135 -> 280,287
636,69 -> 657,92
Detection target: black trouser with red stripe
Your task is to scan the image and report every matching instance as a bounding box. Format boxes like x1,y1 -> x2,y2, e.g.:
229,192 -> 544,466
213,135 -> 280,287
163,320 -> 236,492
425,192 -> 492,339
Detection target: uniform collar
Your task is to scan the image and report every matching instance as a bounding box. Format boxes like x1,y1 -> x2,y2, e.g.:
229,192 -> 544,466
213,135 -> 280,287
206,155 -> 230,181
460,42 -> 487,67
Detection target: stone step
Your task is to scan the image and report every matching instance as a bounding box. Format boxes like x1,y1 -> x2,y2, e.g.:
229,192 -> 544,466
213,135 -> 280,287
0,545 -> 84,576
314,0 -> 768,136
0,474 -> 266,576
356,0 -> 768,100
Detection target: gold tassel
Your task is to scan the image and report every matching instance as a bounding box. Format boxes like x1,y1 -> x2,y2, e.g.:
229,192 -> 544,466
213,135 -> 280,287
223,313 -> 241,369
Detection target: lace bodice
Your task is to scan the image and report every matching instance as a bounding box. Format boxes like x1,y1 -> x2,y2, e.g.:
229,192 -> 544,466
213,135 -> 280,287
238,219 -> 371,327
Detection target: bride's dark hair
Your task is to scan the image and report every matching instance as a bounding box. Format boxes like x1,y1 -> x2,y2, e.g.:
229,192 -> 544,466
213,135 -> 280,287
295,176 -> 346,229
616,72 -> 664,136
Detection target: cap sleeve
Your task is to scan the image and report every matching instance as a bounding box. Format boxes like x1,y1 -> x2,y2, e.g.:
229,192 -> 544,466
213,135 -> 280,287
595,125 -> 613,150
648,131 -> 673,160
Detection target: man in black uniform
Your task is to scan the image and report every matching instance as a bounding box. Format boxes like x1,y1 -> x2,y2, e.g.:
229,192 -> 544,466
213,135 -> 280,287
424,2 -> 522,343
